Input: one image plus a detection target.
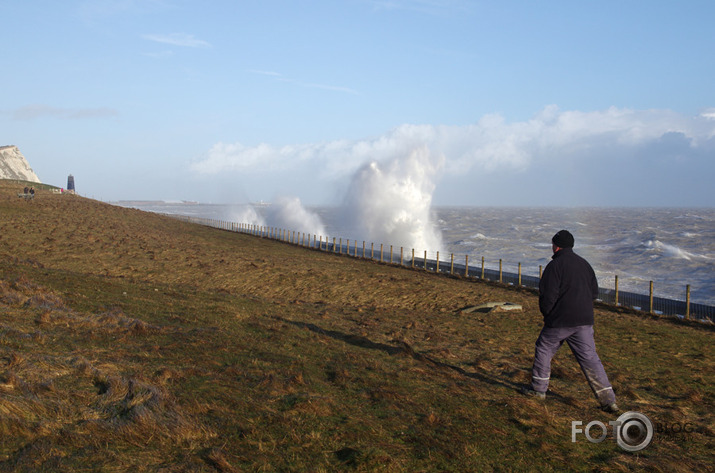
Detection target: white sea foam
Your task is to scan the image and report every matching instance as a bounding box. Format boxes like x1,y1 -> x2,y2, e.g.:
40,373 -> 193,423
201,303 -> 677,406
644,239 -> 697,261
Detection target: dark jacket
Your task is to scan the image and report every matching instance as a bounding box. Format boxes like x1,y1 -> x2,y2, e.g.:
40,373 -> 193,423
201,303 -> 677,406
539,248 -> 598,327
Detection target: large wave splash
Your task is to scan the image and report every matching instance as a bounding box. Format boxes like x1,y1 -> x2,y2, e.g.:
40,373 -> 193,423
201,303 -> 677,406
337,146 -> 444,253
222,204 -> 266,227
265,196 -> 326,236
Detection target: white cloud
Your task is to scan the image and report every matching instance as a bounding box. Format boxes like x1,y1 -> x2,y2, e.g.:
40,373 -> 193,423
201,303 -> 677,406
142,33 -> 211,48
190,106 -> 715,206
194,106 -> 714,178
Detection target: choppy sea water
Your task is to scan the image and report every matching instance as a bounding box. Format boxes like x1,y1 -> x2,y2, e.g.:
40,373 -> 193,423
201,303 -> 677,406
118,203 -> 715,306
433,207 -> 714,306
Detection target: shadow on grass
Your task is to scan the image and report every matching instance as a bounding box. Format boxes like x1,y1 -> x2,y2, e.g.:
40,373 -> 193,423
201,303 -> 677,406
278,317 -> 564,400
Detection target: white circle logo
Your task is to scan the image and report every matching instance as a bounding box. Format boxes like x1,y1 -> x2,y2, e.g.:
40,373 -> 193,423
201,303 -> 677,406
615,412 -> 654,452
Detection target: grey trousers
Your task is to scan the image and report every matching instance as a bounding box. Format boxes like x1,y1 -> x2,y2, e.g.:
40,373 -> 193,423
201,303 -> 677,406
530,325 -> 616,406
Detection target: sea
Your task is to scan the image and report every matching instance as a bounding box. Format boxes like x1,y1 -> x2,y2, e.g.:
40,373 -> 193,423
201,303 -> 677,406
116,202 -> 715,307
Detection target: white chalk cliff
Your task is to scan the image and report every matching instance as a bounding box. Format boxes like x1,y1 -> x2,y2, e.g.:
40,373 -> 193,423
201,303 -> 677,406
0,145 -> 41,182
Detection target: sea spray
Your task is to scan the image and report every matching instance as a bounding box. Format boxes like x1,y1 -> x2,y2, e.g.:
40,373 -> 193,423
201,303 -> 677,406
265,196 -> 326,236
337,146 -> 444,254
221,204 -> 266,227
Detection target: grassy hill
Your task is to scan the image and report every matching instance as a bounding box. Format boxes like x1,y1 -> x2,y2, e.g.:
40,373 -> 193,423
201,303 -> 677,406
0,180 -> 712,472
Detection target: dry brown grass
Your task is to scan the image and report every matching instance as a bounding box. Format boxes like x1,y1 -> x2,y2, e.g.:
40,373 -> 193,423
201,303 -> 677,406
0,181 -> 713,472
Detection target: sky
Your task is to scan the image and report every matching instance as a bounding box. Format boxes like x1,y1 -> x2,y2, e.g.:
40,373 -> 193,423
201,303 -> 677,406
2,0 -> 714,207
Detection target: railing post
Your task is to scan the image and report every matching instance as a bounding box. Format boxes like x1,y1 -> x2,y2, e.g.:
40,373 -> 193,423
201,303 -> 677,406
649,281 -> 654,314
685,285 -> 691,320
347,239 -> 350,255
339,238 -> 342,254
362,241 -> 366,258
518,262 -> 522,286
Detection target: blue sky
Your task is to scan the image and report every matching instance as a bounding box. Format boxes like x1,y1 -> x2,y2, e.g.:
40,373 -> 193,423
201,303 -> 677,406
2,0 -> 714,206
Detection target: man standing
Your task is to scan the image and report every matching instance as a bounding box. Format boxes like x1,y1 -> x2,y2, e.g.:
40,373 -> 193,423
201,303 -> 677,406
521,230 -> 618,413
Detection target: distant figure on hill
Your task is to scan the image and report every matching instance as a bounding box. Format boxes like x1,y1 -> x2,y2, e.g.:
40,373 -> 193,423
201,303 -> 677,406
29,187 -> 35,196
23,186 -> 29,194
521,229 -> 619,413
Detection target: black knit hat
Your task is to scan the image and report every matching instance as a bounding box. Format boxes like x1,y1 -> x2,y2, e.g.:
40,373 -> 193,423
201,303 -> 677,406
552,230 -> 574,248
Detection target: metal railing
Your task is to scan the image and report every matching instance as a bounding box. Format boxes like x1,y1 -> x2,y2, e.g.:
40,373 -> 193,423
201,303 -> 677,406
168,216 -> 715,323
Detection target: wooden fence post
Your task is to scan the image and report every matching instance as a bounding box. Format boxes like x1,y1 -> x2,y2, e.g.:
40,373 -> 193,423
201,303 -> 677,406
412,249 -> 415,268
465,255 -> 469,277
436,251 -> 440,273
380,244 -> 383,262
615,276 -> 619,306
539,265 -> 542,279
649,281 -> 654,314
424,250 -> 427,271
518,262 -> 522,286
390,245 -> 393,264
499,259 -> 503,283
481,256 -> 485,279
400,247 -> 404,266
450,253 -> 454,275
685,285 -> 691,320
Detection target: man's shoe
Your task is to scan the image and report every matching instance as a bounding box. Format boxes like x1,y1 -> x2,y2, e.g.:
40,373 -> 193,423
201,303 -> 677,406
520,386 -> 546,400
601,403 -> 620,414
